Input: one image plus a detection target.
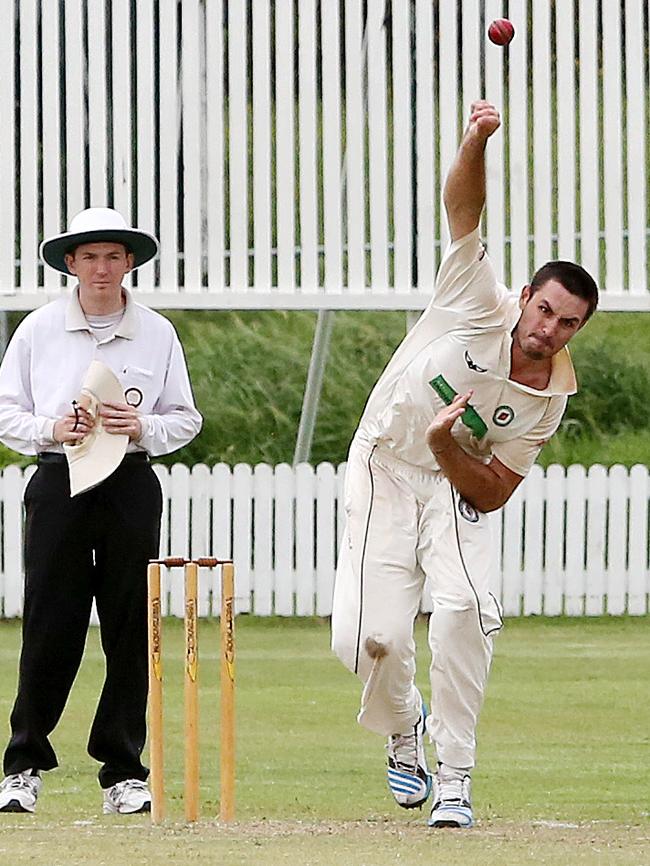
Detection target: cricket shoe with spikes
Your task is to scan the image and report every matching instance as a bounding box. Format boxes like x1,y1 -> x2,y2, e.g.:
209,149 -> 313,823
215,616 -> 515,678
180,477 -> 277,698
428,768 -> 474,828
386,697 -> 432,809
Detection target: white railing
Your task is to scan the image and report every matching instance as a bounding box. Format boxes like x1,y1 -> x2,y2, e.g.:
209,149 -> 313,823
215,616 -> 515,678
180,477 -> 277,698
0,462 -> 648,618
0,1 -> 647,310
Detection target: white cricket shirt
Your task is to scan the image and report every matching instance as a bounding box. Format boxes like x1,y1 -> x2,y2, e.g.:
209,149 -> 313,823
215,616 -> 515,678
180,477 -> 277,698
0,287 -> 202,456
355,229 -> 576,477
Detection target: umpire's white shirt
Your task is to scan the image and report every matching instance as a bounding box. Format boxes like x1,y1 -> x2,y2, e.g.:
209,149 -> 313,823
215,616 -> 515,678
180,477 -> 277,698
0,287 -> 202,455
356,228 -> 577,476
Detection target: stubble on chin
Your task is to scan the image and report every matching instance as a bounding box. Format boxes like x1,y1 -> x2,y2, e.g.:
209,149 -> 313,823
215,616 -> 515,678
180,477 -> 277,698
519,331 -> 553,361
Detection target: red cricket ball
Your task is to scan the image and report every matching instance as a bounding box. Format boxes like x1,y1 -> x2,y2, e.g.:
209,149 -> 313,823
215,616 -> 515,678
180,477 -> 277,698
487,18 -> 515,46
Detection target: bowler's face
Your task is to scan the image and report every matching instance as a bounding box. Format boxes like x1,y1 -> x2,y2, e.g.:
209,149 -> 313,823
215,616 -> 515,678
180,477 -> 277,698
65,242 -> 134,298
514,281 -> 589,360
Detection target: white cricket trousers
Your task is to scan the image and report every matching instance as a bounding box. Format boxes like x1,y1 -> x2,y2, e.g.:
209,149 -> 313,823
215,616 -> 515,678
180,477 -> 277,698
331,441 -> 503,770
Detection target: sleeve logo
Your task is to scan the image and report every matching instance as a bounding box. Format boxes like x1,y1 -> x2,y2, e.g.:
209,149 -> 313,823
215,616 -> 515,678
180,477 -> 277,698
458,498 -> 480,523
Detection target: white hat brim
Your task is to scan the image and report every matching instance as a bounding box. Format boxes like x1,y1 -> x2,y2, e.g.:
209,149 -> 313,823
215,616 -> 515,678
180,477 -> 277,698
63,361 -> 129,496
64,426 -> 129,496
40,228 -> 159,275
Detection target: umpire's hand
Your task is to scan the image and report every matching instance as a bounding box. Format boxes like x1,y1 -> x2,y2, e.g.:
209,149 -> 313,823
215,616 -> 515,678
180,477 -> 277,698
100,401 -> 142,441
53,406 -> 95,444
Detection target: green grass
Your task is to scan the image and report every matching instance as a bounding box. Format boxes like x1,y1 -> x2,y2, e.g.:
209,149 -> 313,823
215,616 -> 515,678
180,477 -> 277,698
162,309 -> 407,467
0,616 -> 649,864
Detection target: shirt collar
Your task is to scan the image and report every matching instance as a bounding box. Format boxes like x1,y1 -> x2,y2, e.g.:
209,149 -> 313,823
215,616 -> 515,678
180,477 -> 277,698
65,286 -> 138,340
545,345 -> 577,396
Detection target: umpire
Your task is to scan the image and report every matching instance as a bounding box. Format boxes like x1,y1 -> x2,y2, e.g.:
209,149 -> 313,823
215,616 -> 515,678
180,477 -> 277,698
0,208 -> 202,814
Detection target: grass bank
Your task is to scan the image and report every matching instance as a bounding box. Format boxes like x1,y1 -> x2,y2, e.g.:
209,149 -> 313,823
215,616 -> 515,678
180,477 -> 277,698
1,309 -> 650,468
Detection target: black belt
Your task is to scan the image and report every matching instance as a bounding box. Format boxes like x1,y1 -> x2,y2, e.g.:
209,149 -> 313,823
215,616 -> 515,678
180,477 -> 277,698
37,452 -> 150,465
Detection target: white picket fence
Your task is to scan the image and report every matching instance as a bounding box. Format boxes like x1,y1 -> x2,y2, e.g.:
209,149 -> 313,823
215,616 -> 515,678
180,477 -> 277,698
0,461 -> 648,619
0,1 -> 647,310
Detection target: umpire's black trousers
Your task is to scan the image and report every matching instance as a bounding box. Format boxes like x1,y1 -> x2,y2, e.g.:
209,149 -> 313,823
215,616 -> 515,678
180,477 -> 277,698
3,454 -> 162,788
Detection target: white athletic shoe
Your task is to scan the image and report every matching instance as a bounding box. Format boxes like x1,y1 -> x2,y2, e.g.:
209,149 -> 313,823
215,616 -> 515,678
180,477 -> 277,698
0,770 -> 42,813
428,768 -> 474,828
386,697 -> 432,809
102,779 -> 151,814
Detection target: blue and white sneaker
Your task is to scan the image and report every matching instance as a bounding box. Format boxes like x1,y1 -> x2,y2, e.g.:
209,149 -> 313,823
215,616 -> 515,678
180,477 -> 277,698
386,699 -> 432,809
428,769 -> 474,828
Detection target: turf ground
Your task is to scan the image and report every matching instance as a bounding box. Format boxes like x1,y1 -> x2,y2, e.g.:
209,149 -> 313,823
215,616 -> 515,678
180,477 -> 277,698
0,616 -> 648,865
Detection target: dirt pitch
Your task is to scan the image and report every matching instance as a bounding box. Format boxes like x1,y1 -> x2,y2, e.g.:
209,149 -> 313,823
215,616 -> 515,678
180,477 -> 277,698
1,816 -> 649,865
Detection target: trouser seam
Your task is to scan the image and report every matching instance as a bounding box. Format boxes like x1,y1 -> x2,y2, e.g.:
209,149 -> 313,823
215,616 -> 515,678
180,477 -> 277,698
353,444 -> 377,674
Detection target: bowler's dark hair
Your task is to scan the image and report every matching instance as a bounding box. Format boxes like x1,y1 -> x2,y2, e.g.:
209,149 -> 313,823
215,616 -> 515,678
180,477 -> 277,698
529,260 -> 599,321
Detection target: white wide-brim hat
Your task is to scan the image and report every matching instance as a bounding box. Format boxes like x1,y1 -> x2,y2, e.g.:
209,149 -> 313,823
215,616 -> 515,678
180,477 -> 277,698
40,207 -> 159,275
63,360 -> 129,497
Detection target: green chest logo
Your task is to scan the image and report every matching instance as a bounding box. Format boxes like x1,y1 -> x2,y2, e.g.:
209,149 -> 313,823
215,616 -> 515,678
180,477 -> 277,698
429,375 -> 488,439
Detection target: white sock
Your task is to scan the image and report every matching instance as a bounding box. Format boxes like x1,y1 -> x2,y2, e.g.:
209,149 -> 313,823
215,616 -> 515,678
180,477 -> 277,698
439,762 -> 471,779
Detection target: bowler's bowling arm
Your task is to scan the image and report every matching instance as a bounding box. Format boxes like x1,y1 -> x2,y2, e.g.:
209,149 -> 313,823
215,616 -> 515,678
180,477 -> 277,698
443,101 -> 501,242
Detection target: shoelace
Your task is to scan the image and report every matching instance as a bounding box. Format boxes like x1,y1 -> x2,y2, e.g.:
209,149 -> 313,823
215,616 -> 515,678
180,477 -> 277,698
388,729 -> 418,772
112,779 -> 148,796
1,773 -> 37,792
436,775 -> 470,805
